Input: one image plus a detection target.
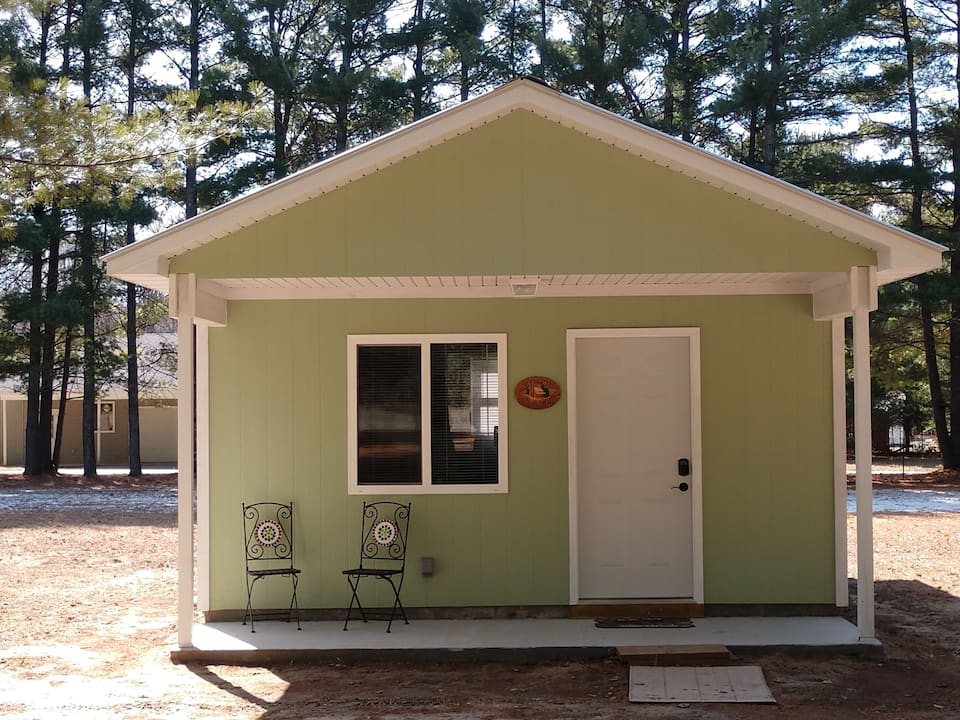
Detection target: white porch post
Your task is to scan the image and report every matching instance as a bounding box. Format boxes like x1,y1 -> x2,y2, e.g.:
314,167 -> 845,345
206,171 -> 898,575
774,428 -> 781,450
173,273 -> 196,649
196,323 -> 210,614
832,318 -> 848,607
2,396 -> 7,466
852,267 -> 875,640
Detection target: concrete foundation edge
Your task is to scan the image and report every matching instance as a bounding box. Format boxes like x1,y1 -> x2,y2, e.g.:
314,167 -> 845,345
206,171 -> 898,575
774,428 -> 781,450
170,641 -> 883,667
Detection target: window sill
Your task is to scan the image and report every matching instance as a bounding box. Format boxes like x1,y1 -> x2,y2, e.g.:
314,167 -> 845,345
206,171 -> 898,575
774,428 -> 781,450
348,483 -> 509,496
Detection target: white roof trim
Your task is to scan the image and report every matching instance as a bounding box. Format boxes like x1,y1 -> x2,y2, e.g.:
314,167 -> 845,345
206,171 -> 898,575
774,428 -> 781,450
196,272 -> 844,301
104,78 -> 944,292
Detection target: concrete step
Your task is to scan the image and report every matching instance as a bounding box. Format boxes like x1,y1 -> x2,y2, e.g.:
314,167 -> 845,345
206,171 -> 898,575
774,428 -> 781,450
618,644 -> 734,666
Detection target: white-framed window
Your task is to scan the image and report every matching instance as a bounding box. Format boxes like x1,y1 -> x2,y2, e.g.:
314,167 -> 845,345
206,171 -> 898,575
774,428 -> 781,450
348,333 -> 508,495
96,401 -> 116,433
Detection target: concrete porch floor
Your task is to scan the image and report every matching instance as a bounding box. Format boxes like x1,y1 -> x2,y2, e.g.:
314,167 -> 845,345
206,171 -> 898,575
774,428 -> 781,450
172,616 -> 880,664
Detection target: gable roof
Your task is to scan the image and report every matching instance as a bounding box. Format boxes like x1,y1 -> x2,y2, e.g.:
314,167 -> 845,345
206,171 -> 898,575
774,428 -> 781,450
104,78 -> 944,294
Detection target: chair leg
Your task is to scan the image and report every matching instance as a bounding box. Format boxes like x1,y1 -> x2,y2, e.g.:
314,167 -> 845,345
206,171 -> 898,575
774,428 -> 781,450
384,577 -> 408,633
243,575 -> 262,633
343,575 -> 368,630
288,573 -> 302,631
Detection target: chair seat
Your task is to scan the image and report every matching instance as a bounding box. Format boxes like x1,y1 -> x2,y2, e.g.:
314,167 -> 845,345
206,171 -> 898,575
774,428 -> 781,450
342,567 -> 400,577
248,567 -> 301,578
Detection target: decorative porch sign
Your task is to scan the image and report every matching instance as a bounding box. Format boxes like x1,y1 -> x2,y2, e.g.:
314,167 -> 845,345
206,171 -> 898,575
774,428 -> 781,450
514,376 -> 562,409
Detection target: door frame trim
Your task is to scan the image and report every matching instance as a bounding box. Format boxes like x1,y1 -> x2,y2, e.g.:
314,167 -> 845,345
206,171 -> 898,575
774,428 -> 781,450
566,327 -> 704,605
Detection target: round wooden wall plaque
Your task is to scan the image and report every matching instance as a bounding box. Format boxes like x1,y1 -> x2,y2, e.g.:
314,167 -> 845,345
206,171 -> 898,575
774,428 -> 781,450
514,376 -> 562,409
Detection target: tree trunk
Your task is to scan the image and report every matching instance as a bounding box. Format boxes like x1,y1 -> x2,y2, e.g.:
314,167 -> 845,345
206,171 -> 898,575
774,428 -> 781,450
678,0 -> 693,143
52,330 -> 73,470
948,0 -> 960,468
663,3 -> 678,129
335,12 -> 355,153
538,0 -> 547,81
412,0 -> 426,119
126,282 -> 142,477
38,218 -> 61,474
125,2 -> 142,477
760,4 -> 782,175
80,222 -> 98,479
81,9 -> 97,477
899,0 -> 955,467
267,7 -> 290,176
507,0 -> 517,76
24,0 -> 61,476
921,299 -> 955,468
23,250 -> 44,476
185,0 -> 200,218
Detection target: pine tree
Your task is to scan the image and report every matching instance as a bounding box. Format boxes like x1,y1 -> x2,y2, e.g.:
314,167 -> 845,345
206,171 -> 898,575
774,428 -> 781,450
435,0 -> 506,101
304,0 -> 406,155
714,0 -> 872,177
388,0 -> 444,119
846,0 -> 959,466
0,9 -> 263,477
654,0 -> 731,144
115,0 -> 168,477
217,0 -> 328,176
550,0 -> 666,119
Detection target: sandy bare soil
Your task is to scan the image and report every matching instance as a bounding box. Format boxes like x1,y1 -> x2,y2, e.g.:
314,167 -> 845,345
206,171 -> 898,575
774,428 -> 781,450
0,471 -> 958,719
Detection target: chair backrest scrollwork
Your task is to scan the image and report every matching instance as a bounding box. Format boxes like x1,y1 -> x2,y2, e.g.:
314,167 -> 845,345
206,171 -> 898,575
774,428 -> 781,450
358,501 -> 410,568
243,502 -> 295,565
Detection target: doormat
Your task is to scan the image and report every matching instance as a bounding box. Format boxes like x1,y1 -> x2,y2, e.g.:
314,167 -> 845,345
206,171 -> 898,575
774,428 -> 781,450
595,617 -> 695,629
629,666 -> 776,703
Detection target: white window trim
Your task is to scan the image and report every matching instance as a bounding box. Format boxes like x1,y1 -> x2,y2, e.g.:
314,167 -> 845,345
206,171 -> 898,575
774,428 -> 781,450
96,401 -> 116,433
348,333 -> 509,495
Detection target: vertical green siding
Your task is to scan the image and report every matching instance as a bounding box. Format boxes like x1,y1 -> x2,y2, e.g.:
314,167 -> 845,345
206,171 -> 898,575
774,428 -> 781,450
208,294 -> 835,610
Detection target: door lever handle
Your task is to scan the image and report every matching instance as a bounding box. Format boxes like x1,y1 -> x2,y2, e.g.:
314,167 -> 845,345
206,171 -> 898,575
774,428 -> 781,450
672,482 -> 690,492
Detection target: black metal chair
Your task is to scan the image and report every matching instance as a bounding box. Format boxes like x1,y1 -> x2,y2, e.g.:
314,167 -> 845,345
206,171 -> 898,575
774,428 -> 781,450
242,501 -> 302,632
342,501 -> 411,632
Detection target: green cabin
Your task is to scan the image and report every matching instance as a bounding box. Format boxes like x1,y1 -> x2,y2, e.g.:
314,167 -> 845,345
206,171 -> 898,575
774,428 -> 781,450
105,79 -> 943,647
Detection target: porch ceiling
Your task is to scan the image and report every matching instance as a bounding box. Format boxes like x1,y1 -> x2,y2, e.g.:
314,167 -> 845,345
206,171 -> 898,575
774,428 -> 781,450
198,271 -> 848,300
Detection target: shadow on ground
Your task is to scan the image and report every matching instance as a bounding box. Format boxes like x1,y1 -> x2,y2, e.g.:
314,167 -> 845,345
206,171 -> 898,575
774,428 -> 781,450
182,580 -> 960,719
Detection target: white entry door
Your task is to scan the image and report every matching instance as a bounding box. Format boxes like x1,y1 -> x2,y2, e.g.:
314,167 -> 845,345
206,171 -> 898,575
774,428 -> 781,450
569,329 -> 701,601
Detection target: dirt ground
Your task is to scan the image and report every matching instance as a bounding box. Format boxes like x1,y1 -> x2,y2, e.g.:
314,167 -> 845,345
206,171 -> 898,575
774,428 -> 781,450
0,470 -> 958,719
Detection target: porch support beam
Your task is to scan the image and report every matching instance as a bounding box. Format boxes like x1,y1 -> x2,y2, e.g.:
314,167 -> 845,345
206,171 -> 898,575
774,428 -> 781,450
172,273 -> 196,648
851,266 -> 875,640
832,317 -> 848,607
196,324 -> 210,614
